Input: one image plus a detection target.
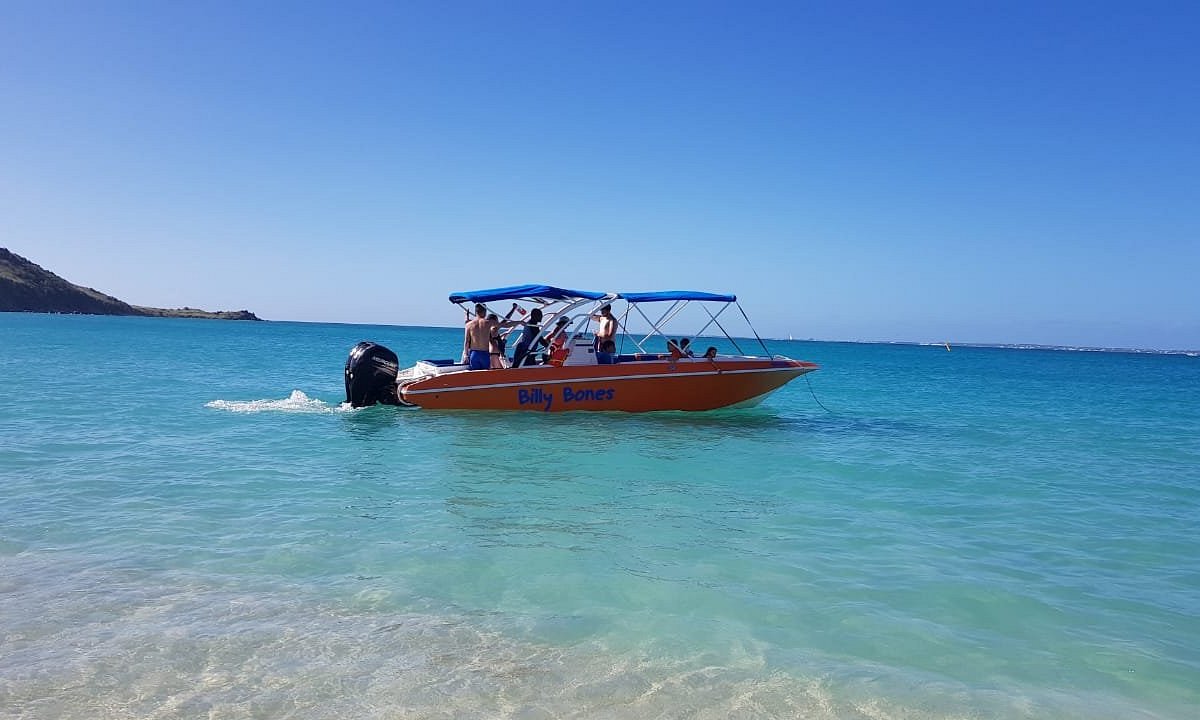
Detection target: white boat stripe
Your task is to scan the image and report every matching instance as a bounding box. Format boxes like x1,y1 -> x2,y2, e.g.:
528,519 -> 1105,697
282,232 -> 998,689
401,365 -> 812,395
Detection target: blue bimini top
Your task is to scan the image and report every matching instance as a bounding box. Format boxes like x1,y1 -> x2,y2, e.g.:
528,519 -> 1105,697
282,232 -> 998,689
618,290 -> 737,303
449,285 -> 609,304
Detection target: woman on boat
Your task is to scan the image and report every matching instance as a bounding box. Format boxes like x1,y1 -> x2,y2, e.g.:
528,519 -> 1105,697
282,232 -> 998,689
487,314 -> 507,368
482,304 -> 521,368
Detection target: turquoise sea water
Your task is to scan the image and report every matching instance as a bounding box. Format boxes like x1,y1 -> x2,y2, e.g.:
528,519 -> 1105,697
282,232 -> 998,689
2,313 -> 1198,719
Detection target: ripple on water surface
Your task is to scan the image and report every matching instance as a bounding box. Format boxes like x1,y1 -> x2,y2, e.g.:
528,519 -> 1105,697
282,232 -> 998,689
1,316 -> 1198,719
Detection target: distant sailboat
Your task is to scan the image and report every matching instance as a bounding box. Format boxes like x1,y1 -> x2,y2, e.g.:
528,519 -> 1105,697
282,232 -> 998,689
944,341 -> 952,352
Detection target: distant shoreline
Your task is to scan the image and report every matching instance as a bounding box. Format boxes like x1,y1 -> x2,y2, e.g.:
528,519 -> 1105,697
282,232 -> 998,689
129,306 -> 262,321
2,309 -> 262,321
805,338 -> 1200,357
1,248 -> 261,321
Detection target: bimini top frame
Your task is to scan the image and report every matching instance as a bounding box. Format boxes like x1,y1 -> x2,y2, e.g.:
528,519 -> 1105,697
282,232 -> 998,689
616,290 -> 771,357
447,285 -> 772,359
449,285 -> 617,353
449,285 -> 609,304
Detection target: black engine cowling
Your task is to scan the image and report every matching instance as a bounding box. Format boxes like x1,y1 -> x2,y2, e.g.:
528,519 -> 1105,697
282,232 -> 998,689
344,341 -> 401,408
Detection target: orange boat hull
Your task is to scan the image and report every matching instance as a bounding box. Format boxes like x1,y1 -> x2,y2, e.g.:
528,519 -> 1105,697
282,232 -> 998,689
400,358 -> 818,412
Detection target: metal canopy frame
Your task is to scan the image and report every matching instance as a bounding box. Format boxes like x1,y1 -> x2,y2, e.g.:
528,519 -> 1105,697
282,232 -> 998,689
448,285 -> 607,304
448,287 -> 772,362
452,289 -> 618,362
618,293 -> 771,357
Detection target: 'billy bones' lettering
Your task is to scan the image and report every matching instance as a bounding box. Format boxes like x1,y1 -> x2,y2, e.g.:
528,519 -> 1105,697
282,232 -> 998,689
518,386 -> 616,411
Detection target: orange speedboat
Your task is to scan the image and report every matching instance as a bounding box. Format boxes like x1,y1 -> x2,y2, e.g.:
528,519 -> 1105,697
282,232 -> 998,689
344,285 -> 818,412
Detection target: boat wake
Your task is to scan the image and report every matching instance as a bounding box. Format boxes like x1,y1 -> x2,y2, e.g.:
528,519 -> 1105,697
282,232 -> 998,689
205,390 -> 353,414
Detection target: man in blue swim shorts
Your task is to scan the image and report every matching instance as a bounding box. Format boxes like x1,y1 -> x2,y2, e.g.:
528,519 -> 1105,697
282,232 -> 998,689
464,303 -> 493,370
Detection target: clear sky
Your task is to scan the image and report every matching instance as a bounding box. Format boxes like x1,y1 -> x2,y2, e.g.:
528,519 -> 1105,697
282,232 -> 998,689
3,1 -> 1197,349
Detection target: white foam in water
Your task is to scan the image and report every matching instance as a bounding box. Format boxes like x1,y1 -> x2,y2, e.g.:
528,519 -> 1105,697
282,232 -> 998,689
205,390 -> 353,414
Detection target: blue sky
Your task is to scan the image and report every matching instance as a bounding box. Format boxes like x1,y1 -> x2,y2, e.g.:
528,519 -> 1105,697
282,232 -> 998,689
3,1 -> 1197,348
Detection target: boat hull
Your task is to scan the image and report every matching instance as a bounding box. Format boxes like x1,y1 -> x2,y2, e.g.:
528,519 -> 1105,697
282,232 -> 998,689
399,357 -> 818,412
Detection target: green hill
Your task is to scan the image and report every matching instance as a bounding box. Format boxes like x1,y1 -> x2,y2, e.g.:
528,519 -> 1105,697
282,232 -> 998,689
0,248 -> 261,321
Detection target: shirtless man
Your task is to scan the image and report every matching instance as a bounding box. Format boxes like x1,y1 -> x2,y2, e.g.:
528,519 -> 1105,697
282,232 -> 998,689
464,303 -> 522,370
463,304 -> 493,370
592,304 -> 618,349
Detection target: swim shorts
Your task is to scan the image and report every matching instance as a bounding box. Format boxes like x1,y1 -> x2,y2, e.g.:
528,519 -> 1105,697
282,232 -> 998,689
468,349 -> 490,370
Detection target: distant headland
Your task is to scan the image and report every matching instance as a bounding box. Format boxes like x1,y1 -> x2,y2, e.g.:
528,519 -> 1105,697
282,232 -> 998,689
0,248 -> 261,321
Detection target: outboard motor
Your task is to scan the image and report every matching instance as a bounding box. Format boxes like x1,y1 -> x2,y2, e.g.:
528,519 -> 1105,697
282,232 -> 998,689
344,341 -> 401,407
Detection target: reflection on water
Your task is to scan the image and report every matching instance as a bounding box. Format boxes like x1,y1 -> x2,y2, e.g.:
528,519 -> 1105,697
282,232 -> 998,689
340,399 -> 926,445
339,402 -> 412,430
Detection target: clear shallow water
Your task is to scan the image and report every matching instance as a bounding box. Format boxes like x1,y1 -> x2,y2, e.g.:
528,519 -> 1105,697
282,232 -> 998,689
2,313 -> 1198,719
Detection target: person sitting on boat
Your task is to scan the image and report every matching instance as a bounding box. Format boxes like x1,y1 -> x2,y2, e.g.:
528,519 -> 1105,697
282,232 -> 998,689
666,338 -> 685,360
703,346 -> 718,359
590,303 -> 619,350
679,338 -> 695,357
510,307 -> 544,367
546,316 -> 572,366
